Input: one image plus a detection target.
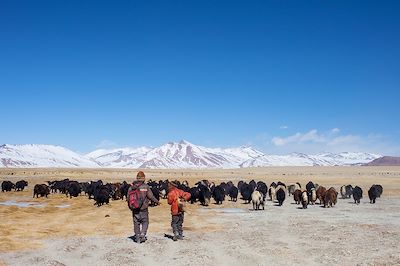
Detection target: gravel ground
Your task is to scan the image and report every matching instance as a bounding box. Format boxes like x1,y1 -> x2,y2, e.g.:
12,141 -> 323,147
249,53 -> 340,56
2,196 -> 400,266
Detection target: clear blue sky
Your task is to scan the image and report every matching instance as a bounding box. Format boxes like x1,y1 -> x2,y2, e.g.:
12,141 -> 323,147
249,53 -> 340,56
1,0 -> 399,155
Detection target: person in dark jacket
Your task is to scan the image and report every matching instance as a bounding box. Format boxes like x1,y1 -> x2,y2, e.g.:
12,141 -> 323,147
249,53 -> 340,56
128,171 -> 160,243
167,181 -> 191,241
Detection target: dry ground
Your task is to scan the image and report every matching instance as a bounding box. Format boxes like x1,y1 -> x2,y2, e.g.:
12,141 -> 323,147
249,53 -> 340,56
1,167 -> 400,265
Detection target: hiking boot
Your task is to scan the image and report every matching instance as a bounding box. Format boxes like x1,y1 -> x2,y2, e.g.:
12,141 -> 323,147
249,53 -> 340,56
140,235 -> 147,243
172,235 -> 178,241
177,235 -> 184,240
135,236 -> 141,244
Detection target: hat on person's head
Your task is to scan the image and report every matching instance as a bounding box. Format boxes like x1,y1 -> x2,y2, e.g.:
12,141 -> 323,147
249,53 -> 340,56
136,171 -> 145,182
169,180 -> 179,188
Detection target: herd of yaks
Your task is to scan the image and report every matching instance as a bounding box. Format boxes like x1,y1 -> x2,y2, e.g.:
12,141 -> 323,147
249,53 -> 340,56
1,179 -> 383,210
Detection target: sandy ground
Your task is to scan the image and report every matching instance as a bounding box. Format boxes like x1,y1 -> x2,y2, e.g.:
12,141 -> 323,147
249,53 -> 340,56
1,167 -> 400,265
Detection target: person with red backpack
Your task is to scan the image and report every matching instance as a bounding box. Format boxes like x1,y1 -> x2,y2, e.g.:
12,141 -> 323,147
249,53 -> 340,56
167,181 -> 191,241
128,171 -> 160,244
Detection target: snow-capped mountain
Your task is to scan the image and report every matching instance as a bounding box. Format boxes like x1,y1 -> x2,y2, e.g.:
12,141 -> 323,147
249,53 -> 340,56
0,141 -> 381,168
0,144 -> 99,168
85,146 -> 152,168
85,140 -> 264,168
240,152 -> 381,167
86,140 -> 380,168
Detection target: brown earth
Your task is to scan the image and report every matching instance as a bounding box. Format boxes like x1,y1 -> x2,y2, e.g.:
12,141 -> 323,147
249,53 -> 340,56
365,156 -> 400,166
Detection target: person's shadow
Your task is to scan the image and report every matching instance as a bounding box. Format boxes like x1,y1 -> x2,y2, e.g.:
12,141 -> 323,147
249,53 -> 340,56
164,233 -> 175,241
128,235 -> 149,243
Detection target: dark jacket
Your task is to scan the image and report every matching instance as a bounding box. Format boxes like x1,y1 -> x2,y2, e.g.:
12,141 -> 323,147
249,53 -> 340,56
128,181 -> 159,211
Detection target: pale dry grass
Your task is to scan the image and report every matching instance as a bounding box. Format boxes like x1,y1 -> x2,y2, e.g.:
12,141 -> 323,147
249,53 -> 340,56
1,166 -> 399,253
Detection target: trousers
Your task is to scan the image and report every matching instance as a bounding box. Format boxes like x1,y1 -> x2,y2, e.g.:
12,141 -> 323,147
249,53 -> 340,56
171,213 -> 184,236
132,210 -> 149,237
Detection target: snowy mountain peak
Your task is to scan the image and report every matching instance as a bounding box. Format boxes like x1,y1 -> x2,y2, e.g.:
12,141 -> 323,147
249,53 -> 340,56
0,141 -> 382,168
0,144 -> 99,168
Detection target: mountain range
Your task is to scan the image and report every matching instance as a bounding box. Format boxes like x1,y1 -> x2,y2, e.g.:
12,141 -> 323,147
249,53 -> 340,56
0,141 -> 382,168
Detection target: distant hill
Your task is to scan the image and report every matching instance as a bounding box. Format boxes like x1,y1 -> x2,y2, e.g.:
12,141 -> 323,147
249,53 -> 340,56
364,156 -> 400,166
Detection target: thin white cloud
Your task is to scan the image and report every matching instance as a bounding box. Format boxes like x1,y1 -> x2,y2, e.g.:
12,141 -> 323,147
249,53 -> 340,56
271,129 -> 325,146
327,135 -> 360,146
267,129 -> 399,155
96,139 -> 118,149
331,128 -> 340,134
280,125 -> 289,129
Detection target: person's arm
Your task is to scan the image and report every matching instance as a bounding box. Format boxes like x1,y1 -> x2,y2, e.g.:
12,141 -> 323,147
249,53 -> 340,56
146,188 -> 160,205
179,190 -> 191,201
183,191 -> 191,201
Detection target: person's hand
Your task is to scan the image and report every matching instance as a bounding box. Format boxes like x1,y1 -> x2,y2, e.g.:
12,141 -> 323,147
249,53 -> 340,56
158,202 -> 162,206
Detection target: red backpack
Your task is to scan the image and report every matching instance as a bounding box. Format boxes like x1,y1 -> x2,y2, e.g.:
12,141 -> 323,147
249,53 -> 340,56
128,184 -> 145,211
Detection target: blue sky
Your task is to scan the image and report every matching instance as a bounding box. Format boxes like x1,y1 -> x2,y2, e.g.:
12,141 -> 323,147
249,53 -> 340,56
1,0 -> 399,155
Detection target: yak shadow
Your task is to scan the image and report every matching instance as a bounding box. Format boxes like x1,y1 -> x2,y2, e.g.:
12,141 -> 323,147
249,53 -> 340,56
250,208 -> 265,211
319,205 -> 337,208
273,204 -> 283,207
357,201 -> 371,205
297,207 -> 306,210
